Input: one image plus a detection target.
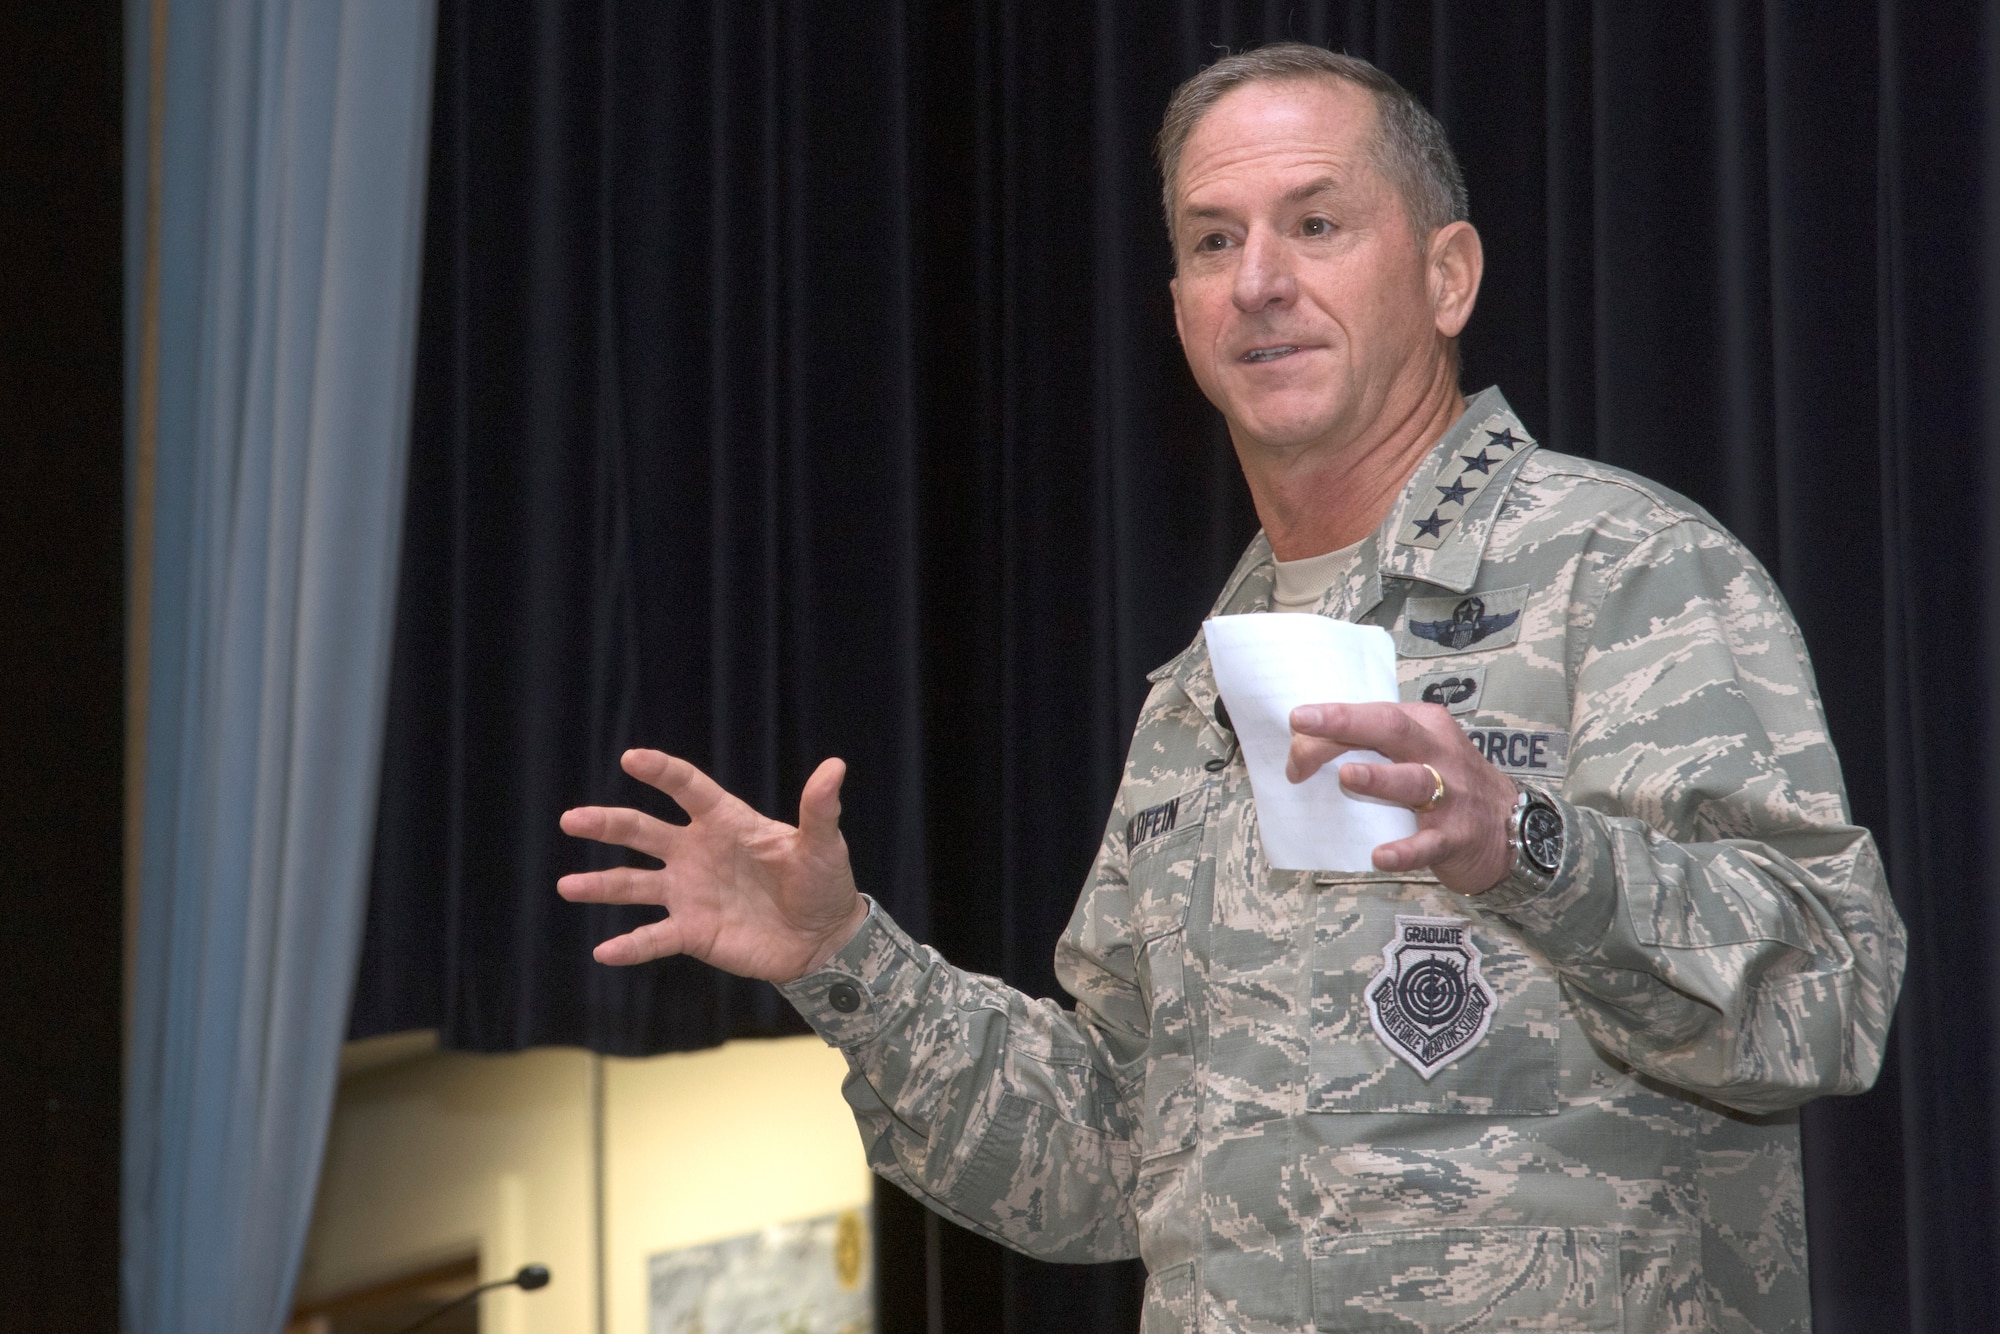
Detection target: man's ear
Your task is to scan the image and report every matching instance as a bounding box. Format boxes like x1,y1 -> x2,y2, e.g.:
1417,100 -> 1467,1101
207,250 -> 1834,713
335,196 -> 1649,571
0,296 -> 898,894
1428,220 -> 1483,340
1169,274 -> 1185,345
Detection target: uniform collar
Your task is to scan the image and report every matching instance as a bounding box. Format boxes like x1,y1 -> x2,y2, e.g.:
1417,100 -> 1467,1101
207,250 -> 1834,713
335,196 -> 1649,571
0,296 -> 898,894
1146,388 -> 1538,711
1375,385 -> 1536,594
1145,534 -> 1270,736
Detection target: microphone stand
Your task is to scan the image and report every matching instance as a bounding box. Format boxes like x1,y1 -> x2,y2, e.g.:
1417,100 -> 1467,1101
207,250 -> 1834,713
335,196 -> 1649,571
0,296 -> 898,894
384,1264 -> 550,1334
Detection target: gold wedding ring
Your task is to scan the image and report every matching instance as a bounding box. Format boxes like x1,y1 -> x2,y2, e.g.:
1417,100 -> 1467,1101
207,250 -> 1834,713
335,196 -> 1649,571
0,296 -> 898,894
1415,763 -> 1447,812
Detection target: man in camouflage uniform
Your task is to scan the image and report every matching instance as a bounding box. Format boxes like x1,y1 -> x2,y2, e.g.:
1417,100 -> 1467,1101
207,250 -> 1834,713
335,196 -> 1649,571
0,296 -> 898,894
561,44 -> 1904,1334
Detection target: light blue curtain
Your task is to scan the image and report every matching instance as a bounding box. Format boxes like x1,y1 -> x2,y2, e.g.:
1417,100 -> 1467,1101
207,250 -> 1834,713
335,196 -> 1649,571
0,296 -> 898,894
123,2 -> 437,1330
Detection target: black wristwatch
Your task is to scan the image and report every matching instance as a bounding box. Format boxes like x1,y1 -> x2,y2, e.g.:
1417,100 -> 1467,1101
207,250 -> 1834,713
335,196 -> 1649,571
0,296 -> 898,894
1505,784 -> 1565,891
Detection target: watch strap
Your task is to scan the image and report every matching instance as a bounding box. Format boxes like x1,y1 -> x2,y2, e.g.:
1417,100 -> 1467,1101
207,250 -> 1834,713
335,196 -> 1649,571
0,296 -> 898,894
1494,782 -> 1562,899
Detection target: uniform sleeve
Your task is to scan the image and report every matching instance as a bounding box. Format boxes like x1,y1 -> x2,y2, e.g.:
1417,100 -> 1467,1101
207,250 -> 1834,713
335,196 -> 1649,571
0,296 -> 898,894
1477,519 -> 1907,1115
777,812 -> 1148,1262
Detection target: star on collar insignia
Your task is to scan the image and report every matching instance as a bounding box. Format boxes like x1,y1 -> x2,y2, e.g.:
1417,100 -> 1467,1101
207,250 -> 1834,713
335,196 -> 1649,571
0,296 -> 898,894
1396,414 -> 1537,551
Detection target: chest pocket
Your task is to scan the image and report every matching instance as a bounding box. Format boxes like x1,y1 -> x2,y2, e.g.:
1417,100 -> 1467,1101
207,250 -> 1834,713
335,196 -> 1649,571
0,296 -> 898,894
1307,880 -> 1560,1115
1132,816 -> 1208,1156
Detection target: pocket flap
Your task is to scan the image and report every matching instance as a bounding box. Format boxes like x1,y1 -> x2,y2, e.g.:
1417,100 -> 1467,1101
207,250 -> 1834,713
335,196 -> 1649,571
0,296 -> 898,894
1312,1226 -> 1620,1332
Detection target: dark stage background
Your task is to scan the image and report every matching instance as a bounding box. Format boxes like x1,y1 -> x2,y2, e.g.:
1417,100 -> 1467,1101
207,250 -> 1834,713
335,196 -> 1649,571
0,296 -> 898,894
0,2 -> 123,1329
350,3 -> 1999,1331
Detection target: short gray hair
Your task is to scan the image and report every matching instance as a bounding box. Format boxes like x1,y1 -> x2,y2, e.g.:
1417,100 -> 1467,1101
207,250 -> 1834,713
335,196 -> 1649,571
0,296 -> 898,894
1155,43 -> 1468,248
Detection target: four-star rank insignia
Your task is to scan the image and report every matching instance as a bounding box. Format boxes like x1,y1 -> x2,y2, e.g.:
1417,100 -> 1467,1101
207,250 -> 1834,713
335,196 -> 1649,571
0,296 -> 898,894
1366,914 -> 1497,1079
1396,416 -> 1534,551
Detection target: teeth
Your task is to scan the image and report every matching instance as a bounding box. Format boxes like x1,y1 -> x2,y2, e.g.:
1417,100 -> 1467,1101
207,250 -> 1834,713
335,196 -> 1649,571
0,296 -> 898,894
1245,346 -> 1298,362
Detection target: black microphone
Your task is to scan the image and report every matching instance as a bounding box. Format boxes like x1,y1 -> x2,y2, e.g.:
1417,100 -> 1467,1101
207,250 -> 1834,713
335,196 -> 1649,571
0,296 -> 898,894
385,1264 -> 551,1334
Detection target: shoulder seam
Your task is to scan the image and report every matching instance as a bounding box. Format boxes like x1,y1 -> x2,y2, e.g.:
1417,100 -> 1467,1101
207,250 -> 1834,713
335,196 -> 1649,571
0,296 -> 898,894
1521,456 -> 1719,528
1517,458 -> 1742,560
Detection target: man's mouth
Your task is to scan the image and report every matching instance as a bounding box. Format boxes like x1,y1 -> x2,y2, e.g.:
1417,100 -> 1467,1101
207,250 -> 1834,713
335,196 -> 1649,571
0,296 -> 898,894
1242,345 -> 1301,363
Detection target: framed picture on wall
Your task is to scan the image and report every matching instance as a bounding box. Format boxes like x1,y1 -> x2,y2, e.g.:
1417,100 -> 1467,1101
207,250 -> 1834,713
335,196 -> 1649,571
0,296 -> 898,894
649,1207 -> 873,1334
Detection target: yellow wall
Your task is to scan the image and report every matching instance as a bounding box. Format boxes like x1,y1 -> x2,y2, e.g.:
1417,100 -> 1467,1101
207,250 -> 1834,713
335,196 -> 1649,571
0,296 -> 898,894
603,1038 -> 873,1334
298,1035 -> 872,1334
298,1044 -> 597,1333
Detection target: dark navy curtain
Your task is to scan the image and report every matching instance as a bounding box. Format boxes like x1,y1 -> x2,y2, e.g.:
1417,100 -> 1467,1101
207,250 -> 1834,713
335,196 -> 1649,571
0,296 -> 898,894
352,3 -> 1999,1330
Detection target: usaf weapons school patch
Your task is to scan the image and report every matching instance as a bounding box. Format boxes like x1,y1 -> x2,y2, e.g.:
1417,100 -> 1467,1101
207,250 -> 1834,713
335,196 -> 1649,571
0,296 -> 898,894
1366,915 -> 1498,1079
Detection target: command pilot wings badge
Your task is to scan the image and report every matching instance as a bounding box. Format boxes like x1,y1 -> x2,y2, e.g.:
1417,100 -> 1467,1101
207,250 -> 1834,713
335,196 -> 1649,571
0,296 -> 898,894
1366,915 -> 1497,1079
1395,585 -> 1531,657
1408,595 -> 1518,649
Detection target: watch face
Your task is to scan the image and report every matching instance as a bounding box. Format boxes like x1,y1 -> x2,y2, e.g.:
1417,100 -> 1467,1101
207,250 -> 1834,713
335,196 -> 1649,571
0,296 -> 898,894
1521,803 -> 1564,874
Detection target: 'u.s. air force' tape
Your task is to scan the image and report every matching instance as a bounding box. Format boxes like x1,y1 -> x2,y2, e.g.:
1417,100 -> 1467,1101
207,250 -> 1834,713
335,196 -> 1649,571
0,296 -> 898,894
1462,726 -> 1568,778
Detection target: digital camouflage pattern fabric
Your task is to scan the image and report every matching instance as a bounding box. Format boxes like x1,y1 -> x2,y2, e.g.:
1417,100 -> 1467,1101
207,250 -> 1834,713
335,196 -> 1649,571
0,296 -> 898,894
779,387 -> 1906,1333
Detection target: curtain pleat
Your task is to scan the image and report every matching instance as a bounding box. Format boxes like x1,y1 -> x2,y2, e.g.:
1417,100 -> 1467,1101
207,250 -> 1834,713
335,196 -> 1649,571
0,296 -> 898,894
122,2 -> 437,1329
357,2 -> 1999,1328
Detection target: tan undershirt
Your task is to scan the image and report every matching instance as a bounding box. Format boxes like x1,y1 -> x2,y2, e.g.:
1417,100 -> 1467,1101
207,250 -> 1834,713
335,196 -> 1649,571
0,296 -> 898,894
1270,537 -> 1367,612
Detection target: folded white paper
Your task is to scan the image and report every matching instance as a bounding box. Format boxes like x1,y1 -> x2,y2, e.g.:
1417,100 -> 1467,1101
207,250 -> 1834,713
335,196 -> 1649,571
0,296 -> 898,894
1202,614 -> 1417,871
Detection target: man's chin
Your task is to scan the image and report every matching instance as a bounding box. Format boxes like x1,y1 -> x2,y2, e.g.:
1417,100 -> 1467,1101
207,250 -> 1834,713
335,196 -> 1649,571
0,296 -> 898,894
1225,405 -> 1353,457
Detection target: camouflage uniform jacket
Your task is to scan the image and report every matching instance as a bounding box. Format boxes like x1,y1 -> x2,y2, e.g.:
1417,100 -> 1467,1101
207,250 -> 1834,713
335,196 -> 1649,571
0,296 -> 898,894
779,387 -> 1906,1333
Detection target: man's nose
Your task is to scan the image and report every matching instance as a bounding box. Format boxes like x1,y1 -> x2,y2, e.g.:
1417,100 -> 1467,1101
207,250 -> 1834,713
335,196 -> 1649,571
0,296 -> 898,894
1232,227 -> 1297,312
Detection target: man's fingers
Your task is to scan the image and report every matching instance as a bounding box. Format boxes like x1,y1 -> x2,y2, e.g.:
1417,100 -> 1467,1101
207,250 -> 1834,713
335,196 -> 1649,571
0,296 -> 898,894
622,748 -> 731,819
1340,760 -> 1448,809
798,757 -> 848,846
558,804 -> 678,859
1289,701 -> 1429,759
1372,826 -> 1451,874
593,915 -> 687,967
556,865 -> 662,906
1286,735 -> 1347,784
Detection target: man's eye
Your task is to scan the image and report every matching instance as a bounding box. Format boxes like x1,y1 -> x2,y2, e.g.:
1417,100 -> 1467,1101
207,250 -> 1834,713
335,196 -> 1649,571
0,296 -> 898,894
1301,216 -> 1332,237
1197,233 -> 1230,252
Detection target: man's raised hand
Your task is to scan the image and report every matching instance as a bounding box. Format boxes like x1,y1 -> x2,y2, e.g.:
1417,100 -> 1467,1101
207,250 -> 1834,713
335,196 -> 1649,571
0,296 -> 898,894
556,749 -> 867,982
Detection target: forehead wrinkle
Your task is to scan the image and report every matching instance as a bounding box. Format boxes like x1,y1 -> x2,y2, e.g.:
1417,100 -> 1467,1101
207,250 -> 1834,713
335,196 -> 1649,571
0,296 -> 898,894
1179,173 -> 1344,225
1177,169 -> 1358,233
1177,128 -> 1372,214
1279,175 -> 1343,207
